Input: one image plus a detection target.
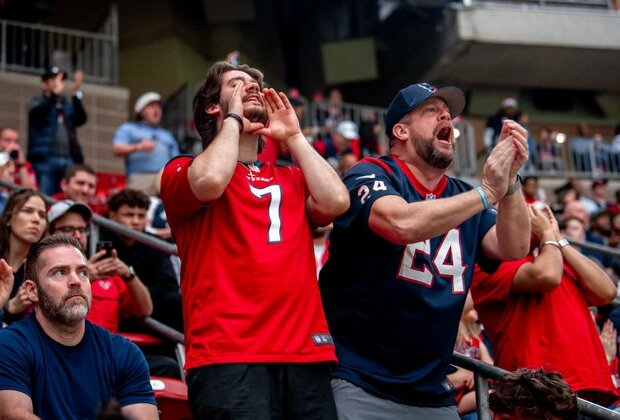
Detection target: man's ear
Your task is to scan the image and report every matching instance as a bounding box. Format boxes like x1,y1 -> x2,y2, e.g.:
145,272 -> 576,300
59,178 -> 68,193
108,211 -> 116,221
392,123 -> 409,142
24,280 -> 39,304
205,103 -> 220,116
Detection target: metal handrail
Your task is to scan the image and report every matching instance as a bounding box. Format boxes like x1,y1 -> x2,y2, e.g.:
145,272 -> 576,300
452,352 -> 620,419
0,178 -> 178,256
0,5 -> 118,85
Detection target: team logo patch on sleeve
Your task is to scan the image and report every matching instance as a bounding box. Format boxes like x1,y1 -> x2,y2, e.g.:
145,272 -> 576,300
311,334 -> 334,346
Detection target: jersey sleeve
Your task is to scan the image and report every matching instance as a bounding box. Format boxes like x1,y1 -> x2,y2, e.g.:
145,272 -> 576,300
338,162 -> 400,229
160,156 -> 208,227
0,329 -> 32,396
115,338 -> 156,407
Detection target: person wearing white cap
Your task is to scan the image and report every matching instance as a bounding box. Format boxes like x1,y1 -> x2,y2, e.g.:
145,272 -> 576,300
112,92 -> 180,195
484,96 -> 521,154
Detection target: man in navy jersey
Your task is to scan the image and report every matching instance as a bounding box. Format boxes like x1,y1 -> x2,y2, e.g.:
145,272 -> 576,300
319,82 -> 530,419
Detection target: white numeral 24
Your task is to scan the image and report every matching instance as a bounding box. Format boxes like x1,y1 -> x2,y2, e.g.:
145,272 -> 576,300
397,229 -> 466,294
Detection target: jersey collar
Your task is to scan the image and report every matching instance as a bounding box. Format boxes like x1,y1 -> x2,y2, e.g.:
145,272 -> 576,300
391,155 -> 448,199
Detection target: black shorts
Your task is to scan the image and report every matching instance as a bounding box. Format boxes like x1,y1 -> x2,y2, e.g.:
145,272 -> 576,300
187,362 -> 337,420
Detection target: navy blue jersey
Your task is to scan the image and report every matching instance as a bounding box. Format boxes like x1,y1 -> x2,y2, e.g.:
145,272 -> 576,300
319,155 -> 496,407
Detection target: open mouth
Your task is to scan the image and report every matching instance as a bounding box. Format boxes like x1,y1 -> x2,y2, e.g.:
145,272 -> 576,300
436,126 -> 452,142
243,94 -> 262,105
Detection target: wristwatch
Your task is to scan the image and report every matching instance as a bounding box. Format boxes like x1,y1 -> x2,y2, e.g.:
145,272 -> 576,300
505,173 -> 523,196
558,238 -> 570,249
122,265 -> 136,282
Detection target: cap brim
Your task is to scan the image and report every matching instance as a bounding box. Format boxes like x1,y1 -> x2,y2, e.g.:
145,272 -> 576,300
430,87 -> 466,119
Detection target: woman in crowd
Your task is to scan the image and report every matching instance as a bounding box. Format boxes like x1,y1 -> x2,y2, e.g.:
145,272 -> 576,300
0,189 -> 47,322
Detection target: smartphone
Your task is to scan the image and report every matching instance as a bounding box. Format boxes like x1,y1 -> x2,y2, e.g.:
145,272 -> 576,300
96,241 -> 114,259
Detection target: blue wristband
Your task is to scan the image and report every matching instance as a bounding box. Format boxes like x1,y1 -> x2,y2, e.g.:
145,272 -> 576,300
475,186 -> 489,210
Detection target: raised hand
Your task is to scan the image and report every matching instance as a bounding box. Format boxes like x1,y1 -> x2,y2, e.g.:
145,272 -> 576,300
0,259 -> 14,309
601,319 -> 617,364
541,205 -> 561,237
529,205 -> 553,240
226,82 -> 264,135
7,282 -> 31,315
254,88 -> 302,142
480,139 -> 513,204
72,69 -> 84,94
499,119 -> 529,180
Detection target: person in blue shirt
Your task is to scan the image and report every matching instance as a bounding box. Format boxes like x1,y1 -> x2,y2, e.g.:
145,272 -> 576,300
113,92 -> 180,195
319,83 -> 531,419
0,235 -> 158,419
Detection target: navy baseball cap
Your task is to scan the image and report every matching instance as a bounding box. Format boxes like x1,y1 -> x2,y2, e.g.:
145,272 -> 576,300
385,83 -> 466,137
41,66 -> 67,81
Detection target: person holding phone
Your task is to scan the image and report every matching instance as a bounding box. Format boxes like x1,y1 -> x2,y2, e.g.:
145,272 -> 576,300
27,67 -> 87,195
0,127 -> 37,190
47,200 -> 152,333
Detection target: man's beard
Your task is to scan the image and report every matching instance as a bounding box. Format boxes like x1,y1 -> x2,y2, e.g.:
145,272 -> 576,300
244,106 -> 268,125
413,134 -> 454,169
37,286 -> 91,327
223,101 -> 268,126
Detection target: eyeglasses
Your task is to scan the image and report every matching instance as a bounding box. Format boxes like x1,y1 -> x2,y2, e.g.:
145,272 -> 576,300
55,226 -> 89,234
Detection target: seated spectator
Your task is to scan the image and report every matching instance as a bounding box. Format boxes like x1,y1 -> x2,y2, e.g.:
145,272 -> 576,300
562,200 -> 611,266
521,176 -> 545,206
581,179 -> 609,216
47,200 -> 152,332
358,110 -> 381,157
103,189 -> 182,332
0,127 -> 37,189
449,303 -> 493,417
472,205 -> 618,406
536,126 -> 562,171
1,189 -> 47,324
569,122 -> 596,172
591,209 -> 612,242
52,163 -> 97,207
0,235 -> 158,419
551,180 -> 581,217
0,155 -> 13,214
314,120 -> 361,169
112,92 -> 180,195
489,369 -> 579,420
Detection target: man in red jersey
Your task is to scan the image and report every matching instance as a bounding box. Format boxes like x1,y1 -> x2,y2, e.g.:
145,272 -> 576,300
160,61 -> 349,418
472,204 -> 618,406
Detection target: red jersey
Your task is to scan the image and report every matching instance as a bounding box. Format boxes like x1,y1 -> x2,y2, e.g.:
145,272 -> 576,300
472,258 -> 616,400
87,275 -> 128,333
161,157 -> 336,370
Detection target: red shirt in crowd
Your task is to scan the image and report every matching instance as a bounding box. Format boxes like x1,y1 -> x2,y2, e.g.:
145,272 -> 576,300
161,157 -> 336,370
87,275 -> 129,333
472,258 -> 617,403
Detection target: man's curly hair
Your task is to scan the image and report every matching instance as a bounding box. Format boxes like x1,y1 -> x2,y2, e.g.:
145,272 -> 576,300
488,369 -> 578,420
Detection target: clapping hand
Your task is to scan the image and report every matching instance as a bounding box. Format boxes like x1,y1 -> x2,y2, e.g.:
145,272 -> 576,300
0,259 -> 14,309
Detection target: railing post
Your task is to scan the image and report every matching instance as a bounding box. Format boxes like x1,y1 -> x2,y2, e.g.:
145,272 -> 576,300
474,372 -> 492,420
1,20 -> 6,72
110,4 -> 118,85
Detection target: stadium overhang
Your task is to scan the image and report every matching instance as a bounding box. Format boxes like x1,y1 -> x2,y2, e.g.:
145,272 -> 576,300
422,4 -> 620,93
